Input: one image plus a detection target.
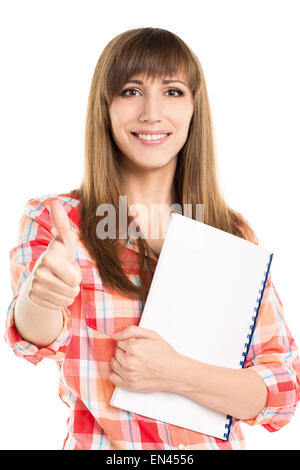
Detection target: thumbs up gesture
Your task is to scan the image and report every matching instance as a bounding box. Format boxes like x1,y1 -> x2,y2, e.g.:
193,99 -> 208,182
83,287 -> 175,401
27,199 -> 82,311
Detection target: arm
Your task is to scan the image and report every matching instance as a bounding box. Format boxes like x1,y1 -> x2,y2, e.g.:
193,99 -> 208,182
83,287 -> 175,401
4,198 -> 72,364
110,327 -> 267,420
110,327 -> 267,419
171,273 -> 300,426
111,275 -> 300,428
240,275 -> 300,430
169,355 -> 268,420
169,274 -> 300,422
14,272 -> 64,348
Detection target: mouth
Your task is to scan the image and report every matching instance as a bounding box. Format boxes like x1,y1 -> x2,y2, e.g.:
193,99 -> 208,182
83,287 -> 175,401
130,132 -> 172,146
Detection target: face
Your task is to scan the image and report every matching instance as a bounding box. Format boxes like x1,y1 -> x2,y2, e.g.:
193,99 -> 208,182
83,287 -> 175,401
108,72 -> 194,171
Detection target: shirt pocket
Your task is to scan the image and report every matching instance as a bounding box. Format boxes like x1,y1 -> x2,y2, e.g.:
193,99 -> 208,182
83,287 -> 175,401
80,265 -> 142,337
80,265 -> 142,379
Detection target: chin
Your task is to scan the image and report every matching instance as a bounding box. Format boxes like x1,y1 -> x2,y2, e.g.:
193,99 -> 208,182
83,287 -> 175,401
139,161 -> 170,171
135,155 -> 176,170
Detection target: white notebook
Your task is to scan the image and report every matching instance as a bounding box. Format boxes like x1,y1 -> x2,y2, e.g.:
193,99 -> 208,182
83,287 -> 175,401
110,213 -> 273,440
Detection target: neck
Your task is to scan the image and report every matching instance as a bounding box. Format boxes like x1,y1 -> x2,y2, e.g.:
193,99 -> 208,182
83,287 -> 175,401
120,157 -> 178,209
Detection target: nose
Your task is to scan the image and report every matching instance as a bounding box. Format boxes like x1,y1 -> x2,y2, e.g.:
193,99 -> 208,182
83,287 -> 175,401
139,94 -> 162,123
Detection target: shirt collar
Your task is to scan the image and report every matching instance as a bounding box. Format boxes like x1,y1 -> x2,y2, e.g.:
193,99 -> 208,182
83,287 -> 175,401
119,237 -> 159,263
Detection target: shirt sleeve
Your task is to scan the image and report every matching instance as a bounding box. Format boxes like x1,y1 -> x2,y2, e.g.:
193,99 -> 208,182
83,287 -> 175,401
241,272 -> 300,431
4,198 -> 72,365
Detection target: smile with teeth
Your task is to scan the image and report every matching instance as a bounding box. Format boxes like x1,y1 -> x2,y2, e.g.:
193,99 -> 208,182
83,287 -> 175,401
131,132 -> 171,144
135,133 -> 168,140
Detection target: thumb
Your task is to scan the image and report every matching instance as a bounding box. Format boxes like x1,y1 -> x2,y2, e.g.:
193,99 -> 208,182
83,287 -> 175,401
49,199 -> 77,262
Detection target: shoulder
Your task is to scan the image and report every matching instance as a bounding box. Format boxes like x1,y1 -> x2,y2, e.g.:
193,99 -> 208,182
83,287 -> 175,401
230,210 -> 260,246
24,190 -> 81,230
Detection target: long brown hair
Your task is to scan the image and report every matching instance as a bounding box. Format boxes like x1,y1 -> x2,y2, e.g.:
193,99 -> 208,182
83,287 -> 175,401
71,27 -> 257,302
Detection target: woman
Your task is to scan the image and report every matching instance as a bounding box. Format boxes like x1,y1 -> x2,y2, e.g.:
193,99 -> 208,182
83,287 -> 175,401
5,27 -> 300,450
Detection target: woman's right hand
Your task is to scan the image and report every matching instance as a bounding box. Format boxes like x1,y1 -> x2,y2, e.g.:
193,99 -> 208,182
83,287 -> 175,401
27,199 -> 82,311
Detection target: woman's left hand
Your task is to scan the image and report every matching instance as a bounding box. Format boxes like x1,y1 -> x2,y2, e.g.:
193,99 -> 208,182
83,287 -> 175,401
109,325 -> 181,393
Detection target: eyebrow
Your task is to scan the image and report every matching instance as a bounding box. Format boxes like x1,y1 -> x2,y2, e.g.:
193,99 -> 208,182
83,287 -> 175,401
125,79 -> 189,87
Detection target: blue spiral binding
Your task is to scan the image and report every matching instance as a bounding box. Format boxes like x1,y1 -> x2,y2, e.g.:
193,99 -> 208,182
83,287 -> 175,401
223,252 -> 274,440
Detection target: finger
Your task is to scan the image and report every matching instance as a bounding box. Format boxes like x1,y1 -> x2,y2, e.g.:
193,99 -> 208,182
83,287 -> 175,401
116,339 -> 132,353
114,346 -> 127,366
35,265 -> 80,298
30,279 -> 76,307
113,325 -> 156,341
116,340 -> 125,352
27,291 -> 61,312
49,199 -> 76,262
110,357 -> 124,376
109,372 -> 125,387
42,254 -> 81,287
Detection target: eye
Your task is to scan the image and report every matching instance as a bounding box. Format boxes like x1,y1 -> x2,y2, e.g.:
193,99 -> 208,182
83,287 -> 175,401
165,88 -> 184,97
120,88 -> 184,97
120,88 -> 141,97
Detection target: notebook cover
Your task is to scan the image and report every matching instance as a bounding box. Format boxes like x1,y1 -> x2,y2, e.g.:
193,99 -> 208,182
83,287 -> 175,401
110,213 -> 273,440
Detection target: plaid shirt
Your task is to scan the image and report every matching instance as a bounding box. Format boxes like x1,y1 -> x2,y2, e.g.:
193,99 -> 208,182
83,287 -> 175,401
4,193 -> 300,450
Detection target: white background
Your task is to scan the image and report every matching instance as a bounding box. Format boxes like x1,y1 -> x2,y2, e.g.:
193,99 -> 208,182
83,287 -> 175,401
0,0 -> 299,450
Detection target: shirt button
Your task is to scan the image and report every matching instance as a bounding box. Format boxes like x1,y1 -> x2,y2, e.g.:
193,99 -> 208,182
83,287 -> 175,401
178,443 -> 184,449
